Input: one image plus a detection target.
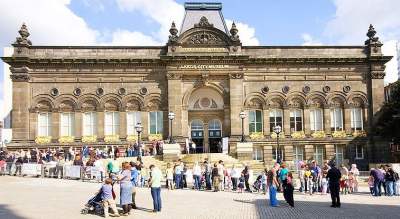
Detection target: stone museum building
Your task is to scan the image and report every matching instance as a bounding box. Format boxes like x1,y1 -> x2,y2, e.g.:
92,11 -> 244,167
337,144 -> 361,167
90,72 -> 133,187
2,2 -> 391,168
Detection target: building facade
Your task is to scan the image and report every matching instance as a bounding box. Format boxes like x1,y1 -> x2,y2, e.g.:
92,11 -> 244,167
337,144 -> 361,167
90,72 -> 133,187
2,3 -> 391,168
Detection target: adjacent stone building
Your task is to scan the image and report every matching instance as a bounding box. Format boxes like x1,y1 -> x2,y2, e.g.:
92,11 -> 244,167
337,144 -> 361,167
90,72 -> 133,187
2,2 -> 391,168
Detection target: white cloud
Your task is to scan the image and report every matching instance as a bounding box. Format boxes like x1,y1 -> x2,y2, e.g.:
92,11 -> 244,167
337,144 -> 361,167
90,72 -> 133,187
301,33 -> 323,46
226,20 -> 259,46
325,0 -> 400,84
106,29 -> 161,46
382,40 -> 399,84
0,0 -> 98,46
116,0 -> 184,41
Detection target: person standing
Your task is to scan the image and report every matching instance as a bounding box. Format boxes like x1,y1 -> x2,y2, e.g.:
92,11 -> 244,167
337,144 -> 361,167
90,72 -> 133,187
149,164 -> 162,212
204,160 -> 212,190
385,166 -> 395,196
130,162 -> 139,209
242,165 -> 251,192
118,162 -> 132,216
230,165 -> 239,191
284,172 -> 295,207
174,160 -> 183,189
212,163 -> 220,192
193,162 -> 202,190
350,164 -> 360,192
101,178 -> 120,218
267,163 -> 280,207
327,162 -> 341,208
217,160 -> 225,191
165,163 -> 174,190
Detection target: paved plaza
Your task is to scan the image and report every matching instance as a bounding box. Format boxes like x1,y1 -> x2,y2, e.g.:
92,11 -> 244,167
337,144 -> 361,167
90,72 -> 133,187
0,176 -> 399,219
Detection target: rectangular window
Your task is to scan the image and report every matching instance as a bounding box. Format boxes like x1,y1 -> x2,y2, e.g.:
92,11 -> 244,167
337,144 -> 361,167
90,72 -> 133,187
127,111 -> 141,135
149,111 -> 163,134
60,112 -> 74,136
272,146 -> 284,161
249,110 -> 263,133
83,112 -> 97,136
290,109 -> 303,132
252,147 -> 263,161
330,108 -> 343,131
37,113 -> 51,136
351,108 -> 363,131
104,112 -> 120,135
314,145 -> 324,166
355,145 -> 364,159
335,145 -> 344,166
310,109 -> 323,131
269,109 -> 283,132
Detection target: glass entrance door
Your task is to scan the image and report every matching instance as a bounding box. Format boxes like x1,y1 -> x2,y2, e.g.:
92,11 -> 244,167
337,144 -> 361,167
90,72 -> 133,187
191,120 -> 204,153
208,119 -> 222,153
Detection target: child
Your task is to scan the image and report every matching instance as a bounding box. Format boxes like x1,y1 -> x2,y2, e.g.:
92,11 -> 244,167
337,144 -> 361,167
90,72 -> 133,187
285,172 -> 294,207
367,175 -> 375,196
261,170 -> 268,195
238,175 -> 245,193
348,172 -> 355,194
101,178 -> 119,218
166,163 -> 174,190
305,167 -> 313,195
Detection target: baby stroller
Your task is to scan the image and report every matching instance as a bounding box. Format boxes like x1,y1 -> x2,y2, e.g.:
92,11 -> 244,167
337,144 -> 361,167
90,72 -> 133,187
252,175 -> 262,193
81,191 -> 104,216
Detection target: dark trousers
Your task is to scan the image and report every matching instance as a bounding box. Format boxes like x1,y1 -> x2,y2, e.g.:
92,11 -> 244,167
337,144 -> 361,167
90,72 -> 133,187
283,183 -> 294,207
232,178 -> 238,190
150,187 -> 162,211
245,177 -> 250,191
175,174 -> 182,189
194,175 -> 201,190
205,173 -> 211,190
329,183 -> 340,207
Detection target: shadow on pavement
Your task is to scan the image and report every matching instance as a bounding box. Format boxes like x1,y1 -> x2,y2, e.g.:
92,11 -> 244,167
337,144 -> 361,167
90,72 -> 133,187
234,197 -> 400,219
0,204 -> 29,219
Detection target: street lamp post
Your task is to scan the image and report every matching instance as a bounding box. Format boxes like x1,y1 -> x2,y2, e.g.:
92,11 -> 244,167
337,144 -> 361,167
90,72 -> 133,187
168,112 -> 175,144
135,122 -> 143,158
239,111 -> 246,142
273,125 -> 282,164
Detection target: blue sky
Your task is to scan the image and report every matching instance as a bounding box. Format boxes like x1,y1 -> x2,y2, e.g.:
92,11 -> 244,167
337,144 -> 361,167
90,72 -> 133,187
0,0 -> 399,118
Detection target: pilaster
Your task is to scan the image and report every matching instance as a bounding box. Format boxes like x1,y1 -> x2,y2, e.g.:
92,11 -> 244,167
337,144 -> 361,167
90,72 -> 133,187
74,112 -> 82,140
283,107 -> 290,136
304,108 -> 311,135
167,73 -> 183,138
304,144 -> 314,161
52,112 -> 59,141
97,111 -> 104,139
263,109 -> 270,136
229,73 -> 244,136
324,108 -> 331,135
119,111 -> 127,140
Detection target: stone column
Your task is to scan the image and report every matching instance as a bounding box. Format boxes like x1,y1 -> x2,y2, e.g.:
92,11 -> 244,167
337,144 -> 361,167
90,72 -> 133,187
10,68 -> 31,142
223,106 -> 231,137
204,123 -> 209,153
263,109 -> 270,136
97,111 -> 104,139
304,144 -> 314,161
263,145 -> 273,163
304,108 -> 311,136
167,73 -> 183,138
324,107 -> 331,135
119,111 -> 127,140
75,112 -> 82,140
52,112 -> 60,141
29,112 -> 37,141
344,107 -> 352,135
284,145 -> 294,162
283,107 -> 291,136
325,144 -> 335,161
182,108 -> 189,138
244,111 -> 249,136
229,73 -> 244,136
141,111 -> 148,139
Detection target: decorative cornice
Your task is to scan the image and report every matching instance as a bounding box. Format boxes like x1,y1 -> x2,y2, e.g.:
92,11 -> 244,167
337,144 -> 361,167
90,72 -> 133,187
230,73 -> 243,79
370,71 -> 385,79
166,73 -> 182,80
10,74 -> 30,82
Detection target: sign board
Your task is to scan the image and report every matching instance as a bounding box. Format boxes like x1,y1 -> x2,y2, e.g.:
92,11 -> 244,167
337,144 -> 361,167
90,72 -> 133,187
222,137 -> 229,154
65,165 -> 81,178
89,167 -> 102,181
21,163 -> 42,176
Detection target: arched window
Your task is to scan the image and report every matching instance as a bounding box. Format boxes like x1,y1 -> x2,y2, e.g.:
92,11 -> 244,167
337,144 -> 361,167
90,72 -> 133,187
191,120 -> 204,138
269,109 -> 283,132
351,107 -> 363,131
330,108 -> 343,131
290,109 -> 303,132
310,109 -> 323,131
248,110 -> 262,133
208,119 -> 222,138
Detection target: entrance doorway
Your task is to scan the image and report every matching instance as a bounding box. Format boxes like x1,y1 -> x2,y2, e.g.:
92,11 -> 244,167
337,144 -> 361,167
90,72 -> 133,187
190,120 -> 204,153
208,119 -> 222,153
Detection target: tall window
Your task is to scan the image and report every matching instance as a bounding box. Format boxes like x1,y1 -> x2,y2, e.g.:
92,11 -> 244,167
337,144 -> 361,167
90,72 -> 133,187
314,145 -> 324,166
127,111 -> 141,135
60,112 -> 75,136
330,108 -> 343,131
290,109 -> 303,132
310,109 -> 323,131
356,145 -> 364,159
37,113 -> 51,136
272,146 -> 284,161
105,112 -> 120,135
249,110 -> 262,133
335,145 -> 344,166
294,146 -> 304,171
83,112 -> 96,136
149,111 -> 163,134
209,119 -> 222,138
269,109 -> 283,132
351,108 -> 363,131
253,147 -> 263,161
